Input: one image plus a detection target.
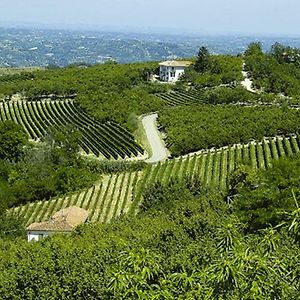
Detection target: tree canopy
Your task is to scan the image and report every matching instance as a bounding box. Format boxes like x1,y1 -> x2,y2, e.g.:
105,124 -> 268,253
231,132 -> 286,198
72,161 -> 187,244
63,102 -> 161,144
194,46 -> 211,73
0,121 -> 27,162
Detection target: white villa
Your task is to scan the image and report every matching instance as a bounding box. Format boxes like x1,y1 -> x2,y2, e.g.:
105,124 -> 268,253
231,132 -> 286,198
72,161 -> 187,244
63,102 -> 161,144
159,60 -> 192,83
27,206 -> 89,242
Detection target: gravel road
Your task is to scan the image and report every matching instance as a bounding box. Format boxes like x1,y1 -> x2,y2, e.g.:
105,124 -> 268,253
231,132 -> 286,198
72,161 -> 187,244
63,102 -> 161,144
241,63 -> 256,93
241,71 -> 256,93
142,113 -> 168,163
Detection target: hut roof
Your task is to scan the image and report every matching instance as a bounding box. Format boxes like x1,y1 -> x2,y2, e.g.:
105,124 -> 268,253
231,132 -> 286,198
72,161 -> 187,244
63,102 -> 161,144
159,60 -> 192,67
27,206 -> 89,232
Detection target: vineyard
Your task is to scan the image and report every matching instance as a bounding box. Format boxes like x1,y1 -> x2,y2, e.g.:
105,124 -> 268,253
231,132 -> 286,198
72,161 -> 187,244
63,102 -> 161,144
131,135 -> 300,210
13,134 -> 300,226
12,171 -> 143,226
0,99 -> 143,159
156,90 -> 203,106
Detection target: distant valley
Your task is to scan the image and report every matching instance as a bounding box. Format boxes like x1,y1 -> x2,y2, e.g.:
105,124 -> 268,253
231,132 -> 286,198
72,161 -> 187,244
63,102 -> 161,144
0,27 -> 300,67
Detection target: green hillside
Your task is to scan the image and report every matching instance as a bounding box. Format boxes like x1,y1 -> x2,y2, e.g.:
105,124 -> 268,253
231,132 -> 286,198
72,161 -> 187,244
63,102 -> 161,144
1,42 -> 300,299
12,134 -> 300,227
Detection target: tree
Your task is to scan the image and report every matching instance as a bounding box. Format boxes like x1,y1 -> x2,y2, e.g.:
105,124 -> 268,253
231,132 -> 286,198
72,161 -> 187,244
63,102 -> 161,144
244,42 -> 263,57
194,46 -> 211,73
0,211 -> 25,240
0,121 -> 27,162
270,42 -> 286,63
46,125 -> 81,166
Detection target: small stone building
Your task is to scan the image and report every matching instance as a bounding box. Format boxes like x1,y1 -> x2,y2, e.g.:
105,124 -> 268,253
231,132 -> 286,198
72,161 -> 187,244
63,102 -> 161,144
159,60 -> 192,83
27,206 -> 89,242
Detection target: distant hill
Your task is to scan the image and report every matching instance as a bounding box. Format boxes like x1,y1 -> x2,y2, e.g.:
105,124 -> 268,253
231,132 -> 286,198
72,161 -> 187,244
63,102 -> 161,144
0,27 -> 300,67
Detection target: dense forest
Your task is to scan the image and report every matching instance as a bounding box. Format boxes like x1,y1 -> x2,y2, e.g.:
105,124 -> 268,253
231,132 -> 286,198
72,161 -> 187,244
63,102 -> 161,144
1,41 -> 300,299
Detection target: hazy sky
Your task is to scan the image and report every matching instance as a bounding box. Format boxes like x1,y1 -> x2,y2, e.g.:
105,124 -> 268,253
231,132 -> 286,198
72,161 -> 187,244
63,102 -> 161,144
0,0 -> 299,35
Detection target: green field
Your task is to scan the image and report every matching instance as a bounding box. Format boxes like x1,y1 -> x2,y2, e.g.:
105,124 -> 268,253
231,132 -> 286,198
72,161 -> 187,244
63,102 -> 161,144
12,134 -> 300,226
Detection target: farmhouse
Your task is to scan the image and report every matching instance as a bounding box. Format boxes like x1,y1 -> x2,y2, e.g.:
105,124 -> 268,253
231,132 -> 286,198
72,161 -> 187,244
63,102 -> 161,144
27,206 -> 89,242
159,60 -> 192,83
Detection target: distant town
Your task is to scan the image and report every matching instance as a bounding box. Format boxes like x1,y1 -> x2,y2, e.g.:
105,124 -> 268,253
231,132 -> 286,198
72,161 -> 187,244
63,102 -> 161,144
0,27 -> 300,67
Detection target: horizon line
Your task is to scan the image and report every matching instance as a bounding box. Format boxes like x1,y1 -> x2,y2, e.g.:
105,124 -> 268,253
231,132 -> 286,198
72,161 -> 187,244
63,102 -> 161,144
1,21 -> 300,39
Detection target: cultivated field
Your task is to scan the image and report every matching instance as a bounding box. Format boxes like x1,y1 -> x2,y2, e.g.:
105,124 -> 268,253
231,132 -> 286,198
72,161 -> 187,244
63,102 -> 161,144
12,134 -> 300,226
156,90 -> 203,106
12,171 -> 143,226
0,99 -> 143,159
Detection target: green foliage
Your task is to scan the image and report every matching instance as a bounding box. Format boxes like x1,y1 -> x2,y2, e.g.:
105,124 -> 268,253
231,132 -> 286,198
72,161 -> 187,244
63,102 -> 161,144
1,43 -> 300,298
202,85 -> 256,104
126,113 -> 139,132
245,42 -> 300,97
271,42 -> 300,65
244,42 -> 263,57
0,100 -> 143,159
234,156 -> 300,232
141,177 -> 203,213
1,177 -> 300,298
159,104 -> 300,156
84,159 -> 146,174
0,126 -> 98,208
182,54 -> 243,89
194,46 -> 211,73
228,164 -> 259,197
0,62 -> 166,127
47,125 -> 82,165
287,191 -> 300,242
0,121 -> 28,162
0,212 -> 25,240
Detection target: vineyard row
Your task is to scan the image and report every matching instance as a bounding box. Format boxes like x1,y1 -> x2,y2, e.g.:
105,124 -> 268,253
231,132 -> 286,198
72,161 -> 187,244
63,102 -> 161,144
0,100 -> 143,159
11,135 -> 300,226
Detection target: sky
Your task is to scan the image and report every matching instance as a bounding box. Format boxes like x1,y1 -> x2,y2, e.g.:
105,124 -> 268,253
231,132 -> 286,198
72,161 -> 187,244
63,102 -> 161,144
0,0 -> 299,36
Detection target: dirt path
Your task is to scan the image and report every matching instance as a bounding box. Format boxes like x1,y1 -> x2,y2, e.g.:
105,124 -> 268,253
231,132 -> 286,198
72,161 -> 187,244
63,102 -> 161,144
241,63 -> 256,93
141,113 -> 168,163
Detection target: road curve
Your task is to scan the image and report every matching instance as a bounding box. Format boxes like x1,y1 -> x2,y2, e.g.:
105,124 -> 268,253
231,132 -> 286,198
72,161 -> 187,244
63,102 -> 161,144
142,113 -> 168,164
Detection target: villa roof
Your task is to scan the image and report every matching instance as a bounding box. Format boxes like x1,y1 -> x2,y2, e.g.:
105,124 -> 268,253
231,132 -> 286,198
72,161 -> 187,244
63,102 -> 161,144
27,206 -> 89,232
159,60 -> 192,67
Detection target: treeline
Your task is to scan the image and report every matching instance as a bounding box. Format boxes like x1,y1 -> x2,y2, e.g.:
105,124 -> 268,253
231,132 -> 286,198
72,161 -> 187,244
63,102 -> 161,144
0,62 -> 166,127
0,121 -> 97,219
159,104 -> 300,156
178,47 -> 243,89
0,155 -> 300,298
245,42 -> 300,97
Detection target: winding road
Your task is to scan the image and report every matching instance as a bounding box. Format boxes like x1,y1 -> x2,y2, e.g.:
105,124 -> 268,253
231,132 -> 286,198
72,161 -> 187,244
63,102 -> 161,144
141,113 -> 168,164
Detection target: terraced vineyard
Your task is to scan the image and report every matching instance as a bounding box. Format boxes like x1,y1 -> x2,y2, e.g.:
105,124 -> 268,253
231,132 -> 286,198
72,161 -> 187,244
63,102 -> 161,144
12,171 -> 143,226
156,90 -> 203,106
13,135 -> 300,226
143,136 -> 299,186
0,99 -> 143,159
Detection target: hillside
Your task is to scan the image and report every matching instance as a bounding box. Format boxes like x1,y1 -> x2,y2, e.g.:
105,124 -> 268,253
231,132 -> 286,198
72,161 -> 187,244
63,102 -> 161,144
1,42 -> 300,299
1,155 -> 300,298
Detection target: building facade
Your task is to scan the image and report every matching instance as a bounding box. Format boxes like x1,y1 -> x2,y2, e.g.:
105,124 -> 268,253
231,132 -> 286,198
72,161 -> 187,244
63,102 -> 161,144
159,60 -> 192,83
27,206 -> 89,242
